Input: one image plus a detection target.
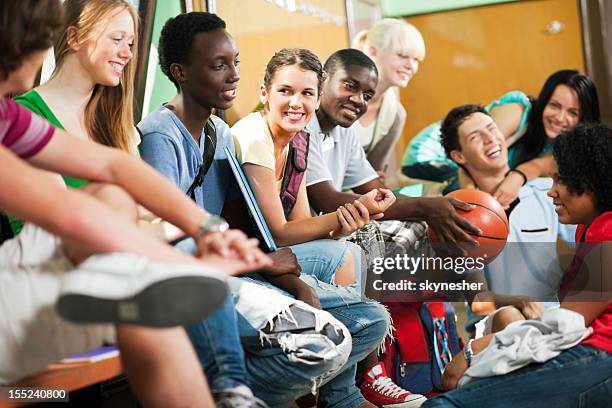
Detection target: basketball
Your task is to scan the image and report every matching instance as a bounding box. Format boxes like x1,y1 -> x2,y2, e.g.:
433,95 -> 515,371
428,189 -> 509,263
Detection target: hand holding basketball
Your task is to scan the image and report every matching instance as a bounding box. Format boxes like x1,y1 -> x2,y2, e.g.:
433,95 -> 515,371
428,189 -> 509,263
420,196 -> 481,247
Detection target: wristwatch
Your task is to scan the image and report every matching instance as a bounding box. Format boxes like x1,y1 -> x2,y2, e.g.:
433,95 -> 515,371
194,215 -> 229,241
464,338 -> 475,367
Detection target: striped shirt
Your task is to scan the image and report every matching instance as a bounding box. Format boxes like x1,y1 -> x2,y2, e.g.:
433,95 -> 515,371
0,96 -> 54,158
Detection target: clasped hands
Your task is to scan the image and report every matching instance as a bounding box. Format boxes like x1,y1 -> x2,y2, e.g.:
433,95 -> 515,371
331,188 -> 396,239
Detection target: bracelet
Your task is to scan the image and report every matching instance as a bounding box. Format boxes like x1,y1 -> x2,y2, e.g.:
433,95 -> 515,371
463,338 -> 475,367
505,169 -> 527,186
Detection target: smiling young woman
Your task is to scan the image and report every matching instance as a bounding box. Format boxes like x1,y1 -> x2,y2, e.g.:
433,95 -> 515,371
16,0 -> 139,156
8,0 -> 140,236
353,18 -> 426,172
231,48 -> 397,287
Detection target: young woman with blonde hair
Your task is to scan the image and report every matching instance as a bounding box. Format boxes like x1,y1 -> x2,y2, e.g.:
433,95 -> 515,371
353,18 -> 426,174
9,0 -> 141,235
18,0 -> 139,155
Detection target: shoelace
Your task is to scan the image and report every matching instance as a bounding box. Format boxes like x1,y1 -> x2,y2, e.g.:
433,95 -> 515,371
371,375 -> 409,399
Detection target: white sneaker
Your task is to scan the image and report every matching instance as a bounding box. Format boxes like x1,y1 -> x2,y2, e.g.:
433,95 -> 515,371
56,253 -> 228,327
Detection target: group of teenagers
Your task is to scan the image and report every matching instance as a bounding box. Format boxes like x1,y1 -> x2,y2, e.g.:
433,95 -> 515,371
0,1 -> 610,408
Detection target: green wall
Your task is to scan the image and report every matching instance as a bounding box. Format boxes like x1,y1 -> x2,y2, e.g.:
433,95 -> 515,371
381,0 -> 518,17
141,0 -> 182,118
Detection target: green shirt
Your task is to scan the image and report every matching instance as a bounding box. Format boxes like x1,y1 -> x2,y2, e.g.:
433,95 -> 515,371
9,90 -> 88,235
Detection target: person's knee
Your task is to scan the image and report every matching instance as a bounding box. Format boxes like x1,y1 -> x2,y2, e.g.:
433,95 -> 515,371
334,248 -> 356,286
491,306 -> 525,333
270,304 -> 352,378
83,183 -> 138,220
368,302 -> 392,344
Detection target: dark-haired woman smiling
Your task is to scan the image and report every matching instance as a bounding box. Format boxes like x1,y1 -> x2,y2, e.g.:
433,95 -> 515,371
489,70 -> 600,207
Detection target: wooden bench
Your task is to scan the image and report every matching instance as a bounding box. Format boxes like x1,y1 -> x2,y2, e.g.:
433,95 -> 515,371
0,356 -> 123,407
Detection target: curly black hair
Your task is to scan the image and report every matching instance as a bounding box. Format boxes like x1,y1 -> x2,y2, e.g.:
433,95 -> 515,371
159,12 -> 226,90
440,104 -> 488,160
553,123 -> 612,212
0,0 -> 63,81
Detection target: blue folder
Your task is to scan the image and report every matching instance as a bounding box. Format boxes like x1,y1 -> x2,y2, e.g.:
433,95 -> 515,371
225,146 -> 278,251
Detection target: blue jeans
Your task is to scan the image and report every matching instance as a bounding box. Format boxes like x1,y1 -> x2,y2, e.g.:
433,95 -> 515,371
185,296 -> 248,392
240,274 -> 389,407
181,238 -> 386,407
423,345 -> 612,408
289,239 -> 363,293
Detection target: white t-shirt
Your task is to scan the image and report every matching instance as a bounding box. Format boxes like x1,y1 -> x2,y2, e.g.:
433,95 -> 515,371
305,115 -> 378,191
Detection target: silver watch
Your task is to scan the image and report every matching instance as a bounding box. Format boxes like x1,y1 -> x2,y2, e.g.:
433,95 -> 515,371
194,215 -> 229,241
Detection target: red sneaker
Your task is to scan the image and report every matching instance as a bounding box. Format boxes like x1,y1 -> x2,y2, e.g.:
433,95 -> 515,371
360,363 -> 427,408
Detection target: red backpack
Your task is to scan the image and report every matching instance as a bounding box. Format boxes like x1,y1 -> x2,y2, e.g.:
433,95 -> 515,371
381,302 -> 462,396
279,130 -> 309,218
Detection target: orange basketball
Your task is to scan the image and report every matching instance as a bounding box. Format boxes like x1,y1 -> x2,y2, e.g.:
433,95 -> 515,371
428,189 -> 509,263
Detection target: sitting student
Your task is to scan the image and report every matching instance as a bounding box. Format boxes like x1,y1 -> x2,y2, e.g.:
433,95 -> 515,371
232,48 -> 397,287
403,70 -> 600,208
306,49 -> 482,406
305,49 -> 480,279
439,104 -> 576,337
0,2 -> 270,407
139,13 -> 390,407
402,91 -> 531,185
423,123 -> 612,408
9,0 -> 141,237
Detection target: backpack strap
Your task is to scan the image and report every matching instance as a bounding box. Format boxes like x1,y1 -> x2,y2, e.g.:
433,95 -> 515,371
186,119 -> 217,201
279,130 -> 309,218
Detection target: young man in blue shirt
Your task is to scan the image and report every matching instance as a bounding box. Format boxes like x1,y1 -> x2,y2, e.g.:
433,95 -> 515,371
139,12 -> 389,408
439,104 -> 575,336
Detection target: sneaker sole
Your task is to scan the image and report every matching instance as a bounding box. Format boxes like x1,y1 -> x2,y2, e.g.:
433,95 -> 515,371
57,275 -> 228,327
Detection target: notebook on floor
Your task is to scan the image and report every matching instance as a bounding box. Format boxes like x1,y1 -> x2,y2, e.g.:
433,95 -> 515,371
225,146 -> 278,251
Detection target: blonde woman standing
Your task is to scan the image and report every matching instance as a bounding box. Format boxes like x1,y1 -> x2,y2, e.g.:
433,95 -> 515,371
354,19 -> 426,174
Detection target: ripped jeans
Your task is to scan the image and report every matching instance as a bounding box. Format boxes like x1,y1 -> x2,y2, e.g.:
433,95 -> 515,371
240,274 -> 389,407
184,239 -> 389,407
